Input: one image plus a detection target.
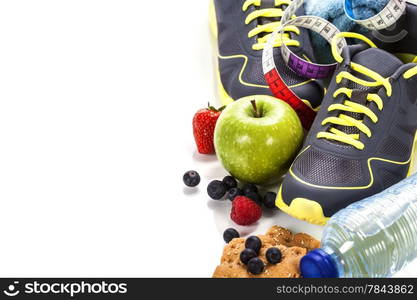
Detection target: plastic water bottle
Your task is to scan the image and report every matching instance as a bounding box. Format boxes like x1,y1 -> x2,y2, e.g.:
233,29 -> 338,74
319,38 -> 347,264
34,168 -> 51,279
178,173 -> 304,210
300,173 -> 417,278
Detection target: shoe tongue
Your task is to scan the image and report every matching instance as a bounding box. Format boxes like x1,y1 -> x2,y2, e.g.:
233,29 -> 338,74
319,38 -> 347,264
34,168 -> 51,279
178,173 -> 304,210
351,48 -> 403,78
260,0 -> 276,9
257,0 -> 286,27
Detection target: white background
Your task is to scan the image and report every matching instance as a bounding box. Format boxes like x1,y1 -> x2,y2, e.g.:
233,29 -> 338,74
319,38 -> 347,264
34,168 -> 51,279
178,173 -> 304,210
0,0 -> 415,277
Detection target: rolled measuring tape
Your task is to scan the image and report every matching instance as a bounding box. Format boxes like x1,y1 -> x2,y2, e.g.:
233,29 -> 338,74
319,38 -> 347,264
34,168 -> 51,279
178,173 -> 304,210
344,0 -> 407,31
262,0 -> 408,130
262,0 -> 347,130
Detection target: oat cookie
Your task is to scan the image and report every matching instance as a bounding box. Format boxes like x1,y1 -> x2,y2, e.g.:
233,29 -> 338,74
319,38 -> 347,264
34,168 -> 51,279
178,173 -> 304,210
213,226 -> 320,278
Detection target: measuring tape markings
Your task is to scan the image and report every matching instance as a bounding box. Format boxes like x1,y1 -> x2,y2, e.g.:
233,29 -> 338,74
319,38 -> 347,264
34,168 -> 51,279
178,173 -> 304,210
262,0 -> 347,130
282,16 -> 347,79
262,0 -> 408,130
344,0 -> 407,31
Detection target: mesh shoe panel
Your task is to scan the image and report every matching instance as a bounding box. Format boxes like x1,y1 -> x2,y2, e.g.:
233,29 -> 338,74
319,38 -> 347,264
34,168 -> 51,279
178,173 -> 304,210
293,147 -> 363,186
379,168 -> 402,188
378,135 -> 410,157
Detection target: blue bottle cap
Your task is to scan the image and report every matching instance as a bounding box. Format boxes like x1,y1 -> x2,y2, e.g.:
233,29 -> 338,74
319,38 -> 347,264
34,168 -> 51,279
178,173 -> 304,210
300,249 -> 339,278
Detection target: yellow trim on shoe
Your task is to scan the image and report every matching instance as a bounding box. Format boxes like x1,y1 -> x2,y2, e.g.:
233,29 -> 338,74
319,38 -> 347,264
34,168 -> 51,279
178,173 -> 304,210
216,53 -> 315,90
218,53 -> 271,89
277,131 -> 417,226
276,186 -> 330,226
210,0 -> 233,105
209,0 -> 217,39
407,130 -> 417,176
289,146 -> 413,190
209,0 -> 317,106
395,53 -> 417,64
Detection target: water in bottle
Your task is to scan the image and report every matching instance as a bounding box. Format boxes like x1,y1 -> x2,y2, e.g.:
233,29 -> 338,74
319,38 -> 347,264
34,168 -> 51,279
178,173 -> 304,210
300,173 -> 417,278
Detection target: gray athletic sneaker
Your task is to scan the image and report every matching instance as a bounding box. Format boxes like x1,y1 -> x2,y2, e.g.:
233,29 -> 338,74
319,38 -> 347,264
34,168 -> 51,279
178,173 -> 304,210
210,0 -> 324,107
277,35 -> 417,225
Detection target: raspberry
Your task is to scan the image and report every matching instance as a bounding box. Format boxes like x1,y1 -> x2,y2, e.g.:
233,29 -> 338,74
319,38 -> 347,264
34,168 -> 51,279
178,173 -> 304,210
230,196 -> 262,226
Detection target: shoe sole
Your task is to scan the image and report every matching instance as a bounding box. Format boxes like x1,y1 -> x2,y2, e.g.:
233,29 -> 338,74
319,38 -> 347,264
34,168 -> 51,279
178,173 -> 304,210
276,187 -> 330,225
276,130 -> 417,226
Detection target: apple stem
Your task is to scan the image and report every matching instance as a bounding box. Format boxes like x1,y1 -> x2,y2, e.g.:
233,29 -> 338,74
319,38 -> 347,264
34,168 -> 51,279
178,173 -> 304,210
251,100 -> 260,118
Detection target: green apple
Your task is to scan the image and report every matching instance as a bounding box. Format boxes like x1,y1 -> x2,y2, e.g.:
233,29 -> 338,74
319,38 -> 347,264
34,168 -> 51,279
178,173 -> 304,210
214,95 -> 303,184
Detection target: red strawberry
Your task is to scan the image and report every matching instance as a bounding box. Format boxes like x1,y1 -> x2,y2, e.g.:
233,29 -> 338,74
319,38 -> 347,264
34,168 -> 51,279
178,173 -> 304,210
231,196 -> 262,226
193,104 -> 225,154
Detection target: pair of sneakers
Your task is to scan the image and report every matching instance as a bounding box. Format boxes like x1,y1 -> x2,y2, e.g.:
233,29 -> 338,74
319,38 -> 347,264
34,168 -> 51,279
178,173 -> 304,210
211,0 -> 417,225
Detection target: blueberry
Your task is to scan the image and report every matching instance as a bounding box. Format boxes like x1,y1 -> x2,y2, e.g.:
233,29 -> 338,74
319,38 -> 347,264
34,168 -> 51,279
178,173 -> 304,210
245,236 -> 262,254
207,180 -> 227,200
183,170 -> 200,187
242,183 -> 258,195
222,176 -> 237,190
247,257 -> 265,275
263,192 -> 277,209
223,228 -> 240,243
240,248 -> 257,265
266,247 -> 282,264
226,187 -> 243,201
245,192 -> 262,206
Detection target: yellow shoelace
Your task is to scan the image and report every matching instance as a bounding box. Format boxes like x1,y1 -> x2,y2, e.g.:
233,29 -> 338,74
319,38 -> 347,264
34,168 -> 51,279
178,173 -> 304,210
317,32 -> 417,150
317,32 -> 392,150
404,64 -> 417,79
242,0 -> 300,50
